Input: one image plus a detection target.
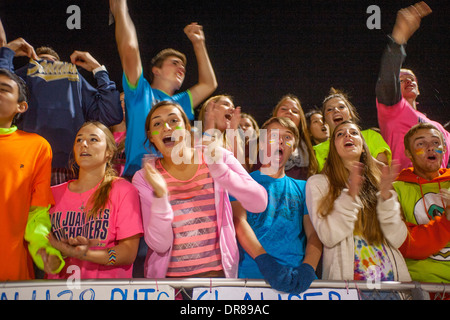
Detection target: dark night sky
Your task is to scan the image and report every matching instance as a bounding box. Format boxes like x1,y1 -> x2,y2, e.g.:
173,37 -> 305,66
1,0 -> 449,129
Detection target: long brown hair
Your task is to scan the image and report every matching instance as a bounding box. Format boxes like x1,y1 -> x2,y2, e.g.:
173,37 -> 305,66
73,121 -> 119,220
319,121 -> 385,245
322,87 -> 361,126
272,94 -> 318,177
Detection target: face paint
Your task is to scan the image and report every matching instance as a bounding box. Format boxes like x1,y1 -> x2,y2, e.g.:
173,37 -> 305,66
175,126 -> 183,130
268,140 -> 276,144
151,131 -> 159,136
435,147 -> 444,154
415,148 -> 425,155
164,122 -> 170,129
285,141 -> 293,148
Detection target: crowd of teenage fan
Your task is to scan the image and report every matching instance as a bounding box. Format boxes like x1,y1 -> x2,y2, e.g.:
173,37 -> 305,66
0,1 -> 449,300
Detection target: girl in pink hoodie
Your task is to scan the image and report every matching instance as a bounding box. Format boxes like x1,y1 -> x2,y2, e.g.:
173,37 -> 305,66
132,101 -> 268,279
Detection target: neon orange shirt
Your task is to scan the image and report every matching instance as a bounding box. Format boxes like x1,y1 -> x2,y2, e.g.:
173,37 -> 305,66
0,128 -> 54,281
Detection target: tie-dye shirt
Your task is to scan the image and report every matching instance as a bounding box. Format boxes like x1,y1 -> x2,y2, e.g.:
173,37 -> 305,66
155,157 -> 222,277
353,235 -> 394,282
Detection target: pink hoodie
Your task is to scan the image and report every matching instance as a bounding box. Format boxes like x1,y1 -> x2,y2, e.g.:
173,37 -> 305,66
132,146 -> 268,279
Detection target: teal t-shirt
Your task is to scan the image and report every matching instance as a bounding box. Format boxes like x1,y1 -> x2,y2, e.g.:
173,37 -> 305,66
122,72 -> 193,177
231,170 -> 308,278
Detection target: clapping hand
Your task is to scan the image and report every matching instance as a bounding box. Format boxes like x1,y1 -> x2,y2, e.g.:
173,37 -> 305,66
379,160 -> 401,201
48,233 -> 99,260
143,161 -> 168,198
348,161 -> 365,200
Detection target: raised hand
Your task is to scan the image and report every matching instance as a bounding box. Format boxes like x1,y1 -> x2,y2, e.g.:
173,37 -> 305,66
70,50 -> 102,71
143,162 -> 168,198
348,161 -> 365,200
184,23 -> 205,45
392,1 -> 432,44
5,37 -> 38,60
203,100 -> 217,132
229,106 -> 241,130
379,160 -> 401,200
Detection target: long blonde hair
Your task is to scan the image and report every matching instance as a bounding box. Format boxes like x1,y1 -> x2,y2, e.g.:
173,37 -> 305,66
318,121 -> 385,245
72,121 -> 119,220
272,94 -> 318,177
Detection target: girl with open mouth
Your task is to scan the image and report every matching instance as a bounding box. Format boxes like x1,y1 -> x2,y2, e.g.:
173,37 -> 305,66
306,120 -> 411,300
132,100 -> 268,280
314,88 -> 392,172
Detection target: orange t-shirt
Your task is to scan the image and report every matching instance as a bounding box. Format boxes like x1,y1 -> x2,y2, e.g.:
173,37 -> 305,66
0,129 -> 54,281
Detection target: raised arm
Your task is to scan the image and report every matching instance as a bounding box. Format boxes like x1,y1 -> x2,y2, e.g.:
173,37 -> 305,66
375,2 -> 432,106
0,18 -> 38,69
75,50 -> 123,126
0,18 -> 7,47
1,37 -> 39,66
109,0 -> 142,86
184,23 -> 218,108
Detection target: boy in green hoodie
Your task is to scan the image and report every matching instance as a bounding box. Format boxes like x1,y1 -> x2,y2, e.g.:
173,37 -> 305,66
393,122 -> 450,294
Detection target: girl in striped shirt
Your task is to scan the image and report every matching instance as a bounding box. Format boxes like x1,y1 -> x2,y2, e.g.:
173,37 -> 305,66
132,101 -> 268,279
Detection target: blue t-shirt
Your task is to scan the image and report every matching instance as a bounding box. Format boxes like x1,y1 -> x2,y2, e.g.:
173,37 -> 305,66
230,170 -> 309,279
122,73 -> 193,177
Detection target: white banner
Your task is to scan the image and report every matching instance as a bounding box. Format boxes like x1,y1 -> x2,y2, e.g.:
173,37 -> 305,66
0,284 -> 174,300
192,287 -> 359,300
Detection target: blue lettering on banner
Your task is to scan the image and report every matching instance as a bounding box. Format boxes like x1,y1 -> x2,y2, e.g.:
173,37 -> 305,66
193,288 -> 355,300
0,286 -> 172,300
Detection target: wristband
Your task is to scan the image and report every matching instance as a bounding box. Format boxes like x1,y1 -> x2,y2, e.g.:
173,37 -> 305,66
107,248 -> 117,266
92,65 -> 107,75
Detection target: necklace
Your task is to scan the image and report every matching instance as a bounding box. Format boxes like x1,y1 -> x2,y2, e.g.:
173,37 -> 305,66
70,178 -> 103,213
78,190 -> 91,214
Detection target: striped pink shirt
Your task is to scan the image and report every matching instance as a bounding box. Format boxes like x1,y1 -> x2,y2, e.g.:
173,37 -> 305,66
155,156 -> 222,277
